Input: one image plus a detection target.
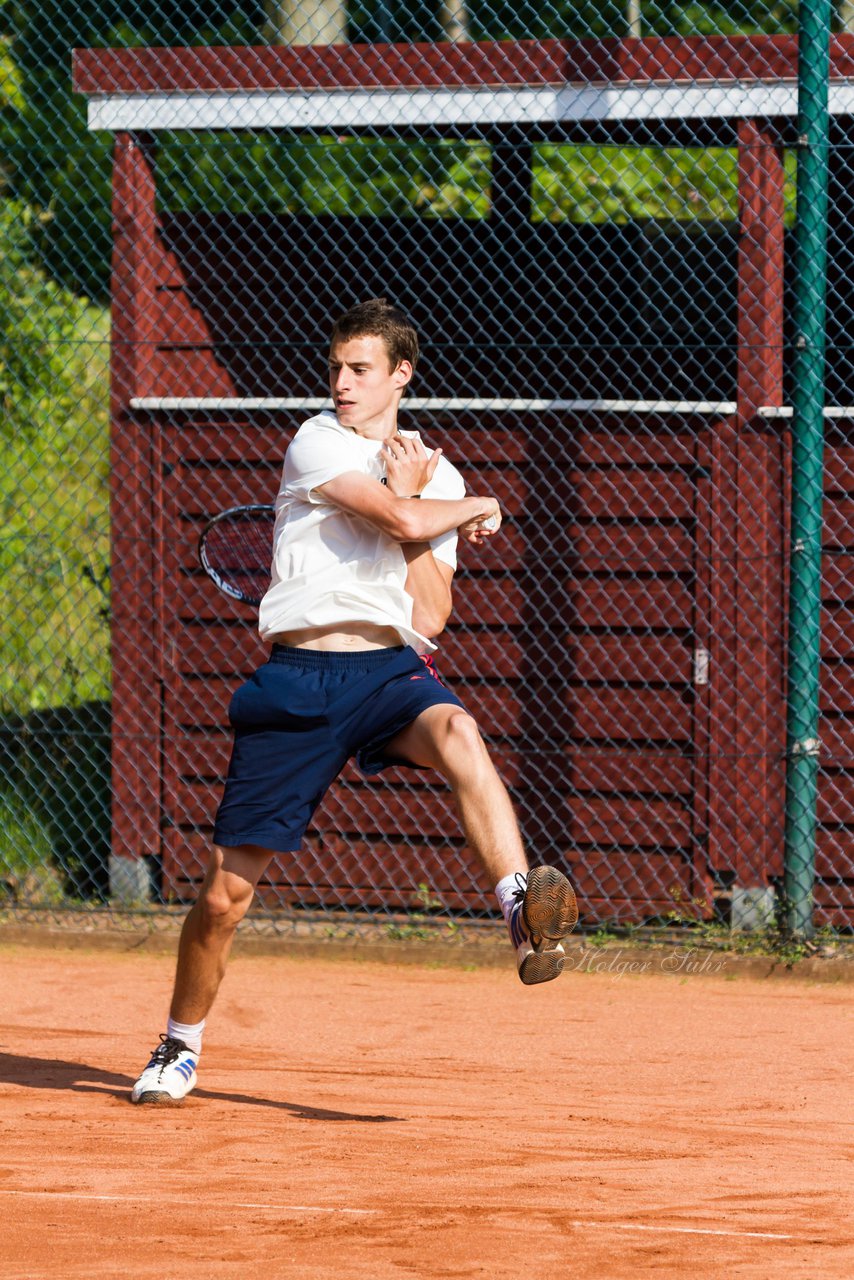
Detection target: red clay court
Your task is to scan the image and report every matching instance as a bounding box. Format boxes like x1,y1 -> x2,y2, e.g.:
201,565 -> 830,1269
0,940 -> 851,1278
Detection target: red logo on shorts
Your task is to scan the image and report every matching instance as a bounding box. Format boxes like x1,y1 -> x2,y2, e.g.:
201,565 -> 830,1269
419,654 -> 445,685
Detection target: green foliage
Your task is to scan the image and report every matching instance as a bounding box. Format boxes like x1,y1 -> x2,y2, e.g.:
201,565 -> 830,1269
157,134 -> 798,228
0,35 -> 25,113
533,145 -> 798,225
157,133 -> 492,219
469,0 -> 798,40
0,789 -> 64,904
2,5 -> 267,298
534,146 -> 738,225
1,25 -> 112,297
1,202 -> 93,425
0,200 -> 110,717
648,1 -> 798,37
384,882 -> 453,941
587,926 -> 620,947
472,0 -> 630,41
0,700 -> 111,901
0,0 -> 811,299
413,882 -> 442,912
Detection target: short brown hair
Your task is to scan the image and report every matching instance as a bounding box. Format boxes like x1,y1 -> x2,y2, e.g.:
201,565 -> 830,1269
330,298 -> 419,374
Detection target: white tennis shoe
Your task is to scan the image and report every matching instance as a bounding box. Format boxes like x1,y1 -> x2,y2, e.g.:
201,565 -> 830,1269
508,865 -> 579,985
131,1035 -> 198,1105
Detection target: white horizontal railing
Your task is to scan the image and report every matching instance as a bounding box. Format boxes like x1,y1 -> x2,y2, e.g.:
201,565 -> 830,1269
128,398 -> 854,418
87,80 -> 854,134
129,398 -> 854,417
759,406 -> 854,419
129,396 -> 738,414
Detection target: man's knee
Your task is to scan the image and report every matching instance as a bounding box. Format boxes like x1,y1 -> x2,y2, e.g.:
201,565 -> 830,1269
196,876 -> 253,933
196,850 -> 263,933
436,711 -> 488,777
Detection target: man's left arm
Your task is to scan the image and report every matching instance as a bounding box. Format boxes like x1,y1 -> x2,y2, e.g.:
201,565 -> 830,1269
383,433 -> 457,638
402,543 -> 454,639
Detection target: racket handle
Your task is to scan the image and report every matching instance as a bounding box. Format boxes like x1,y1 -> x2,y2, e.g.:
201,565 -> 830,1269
482,515 -> 498,531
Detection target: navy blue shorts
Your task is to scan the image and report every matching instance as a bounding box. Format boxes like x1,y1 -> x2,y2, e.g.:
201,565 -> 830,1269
212,644 -> 467,853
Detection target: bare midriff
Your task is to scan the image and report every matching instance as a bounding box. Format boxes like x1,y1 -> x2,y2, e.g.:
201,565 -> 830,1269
270,624 -> 403,652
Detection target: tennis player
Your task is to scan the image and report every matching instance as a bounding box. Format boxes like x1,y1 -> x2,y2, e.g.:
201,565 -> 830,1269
131,298 -> 578,1105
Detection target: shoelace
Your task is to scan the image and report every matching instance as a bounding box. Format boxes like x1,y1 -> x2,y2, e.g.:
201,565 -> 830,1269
510,871 -> 528,907
147,1034 -> 188,1067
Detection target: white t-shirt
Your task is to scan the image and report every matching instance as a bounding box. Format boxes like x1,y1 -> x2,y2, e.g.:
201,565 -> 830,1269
258,411 -> 466,653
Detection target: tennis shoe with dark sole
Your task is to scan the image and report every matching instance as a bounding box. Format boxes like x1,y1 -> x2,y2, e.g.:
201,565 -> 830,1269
130,1035 -> 197,1106
508,865 -> 579,985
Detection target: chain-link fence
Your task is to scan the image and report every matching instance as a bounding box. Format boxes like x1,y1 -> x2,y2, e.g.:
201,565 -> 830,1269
2,3 -> 853,939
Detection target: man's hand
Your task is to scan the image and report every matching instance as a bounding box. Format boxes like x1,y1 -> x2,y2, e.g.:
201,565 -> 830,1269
381,434 -> 441,497
316,471 -> 498,545
459,499 -> 502,545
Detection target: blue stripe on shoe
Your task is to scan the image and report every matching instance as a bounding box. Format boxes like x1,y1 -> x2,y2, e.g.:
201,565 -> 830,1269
508,905 -> 528,950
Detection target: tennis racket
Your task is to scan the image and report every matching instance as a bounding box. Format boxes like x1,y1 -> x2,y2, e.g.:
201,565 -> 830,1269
198,504 -> 275,606
198,503 -> 496,606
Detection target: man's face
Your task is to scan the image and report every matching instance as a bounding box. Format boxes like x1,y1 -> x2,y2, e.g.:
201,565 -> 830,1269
328,334 -> 411,437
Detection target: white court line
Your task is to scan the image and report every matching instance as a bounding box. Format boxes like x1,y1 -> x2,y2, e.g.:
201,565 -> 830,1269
0,1189 -> 797,1238
576,1221 -> 794,1241
0,1189 -> 371,1215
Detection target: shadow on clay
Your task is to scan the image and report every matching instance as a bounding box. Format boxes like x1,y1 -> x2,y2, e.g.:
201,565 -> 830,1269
0,1052 -> 402,1122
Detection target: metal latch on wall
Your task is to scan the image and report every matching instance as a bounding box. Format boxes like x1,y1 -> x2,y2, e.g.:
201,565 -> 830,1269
693,647 -> 711,687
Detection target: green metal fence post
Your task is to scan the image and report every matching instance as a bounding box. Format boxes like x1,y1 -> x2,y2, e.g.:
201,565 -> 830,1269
783,0 -> 833,937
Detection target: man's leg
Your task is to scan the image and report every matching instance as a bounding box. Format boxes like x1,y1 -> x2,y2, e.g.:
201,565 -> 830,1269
131,843 -> 273,1104
386,704 -> 527,883
169,843 -> 274,1022
385,705 -> 578,984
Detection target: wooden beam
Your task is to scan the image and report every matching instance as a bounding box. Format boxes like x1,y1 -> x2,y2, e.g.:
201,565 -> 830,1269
109,132 -> 162,869
74,35 -> 854,97
726,119 -> 787,889
736,118 -> 785,419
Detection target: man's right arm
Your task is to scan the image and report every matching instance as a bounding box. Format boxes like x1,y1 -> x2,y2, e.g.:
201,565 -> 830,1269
314,472 -> 501,543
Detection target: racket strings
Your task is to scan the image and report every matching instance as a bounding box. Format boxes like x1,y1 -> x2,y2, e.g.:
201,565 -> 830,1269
206,520 -> 271,571
201,509 -> 274,604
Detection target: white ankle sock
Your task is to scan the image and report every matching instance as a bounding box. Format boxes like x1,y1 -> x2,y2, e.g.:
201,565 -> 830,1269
495,871 -> 527,924
166,1016 -> 205,1055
